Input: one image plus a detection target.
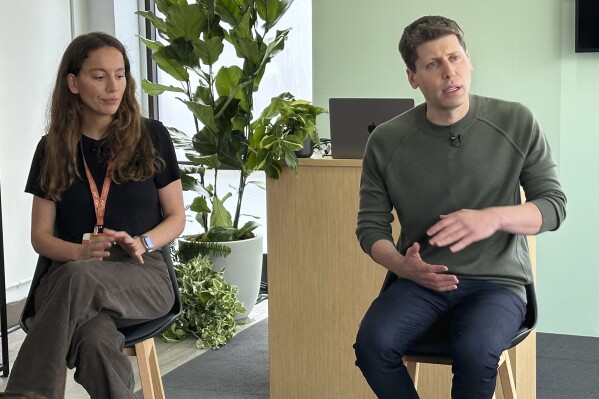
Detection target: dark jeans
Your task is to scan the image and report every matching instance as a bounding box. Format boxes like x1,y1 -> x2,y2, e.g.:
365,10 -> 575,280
354,278 -> 526,399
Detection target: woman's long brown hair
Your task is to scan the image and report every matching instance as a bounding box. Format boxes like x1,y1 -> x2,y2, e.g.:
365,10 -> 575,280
40,32 -> 163,201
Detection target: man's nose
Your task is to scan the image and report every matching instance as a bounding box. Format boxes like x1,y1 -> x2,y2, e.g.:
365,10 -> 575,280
442,62 -> 456,79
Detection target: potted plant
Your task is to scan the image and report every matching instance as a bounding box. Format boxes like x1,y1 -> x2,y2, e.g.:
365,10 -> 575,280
137,0 -> 326,319
162,255 -> 245,349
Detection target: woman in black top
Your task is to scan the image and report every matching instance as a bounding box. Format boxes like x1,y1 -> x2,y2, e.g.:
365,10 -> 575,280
6,32 -> 185,399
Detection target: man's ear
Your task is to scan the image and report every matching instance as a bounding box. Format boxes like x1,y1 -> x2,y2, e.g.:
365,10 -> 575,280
466,51 -> 474,72
406,68 -> 418,89
67,73 -> 79,94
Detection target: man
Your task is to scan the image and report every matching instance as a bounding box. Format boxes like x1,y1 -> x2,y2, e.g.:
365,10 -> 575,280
354,15 -> 566,399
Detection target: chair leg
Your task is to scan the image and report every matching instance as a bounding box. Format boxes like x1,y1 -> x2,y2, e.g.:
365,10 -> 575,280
127,338 -> 165,399
405,361 -> 420,389
498,351 -> 517,399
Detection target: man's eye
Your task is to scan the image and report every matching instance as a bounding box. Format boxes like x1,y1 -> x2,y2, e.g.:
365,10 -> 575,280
94,76 -> 105,80
426,62 -> 438,69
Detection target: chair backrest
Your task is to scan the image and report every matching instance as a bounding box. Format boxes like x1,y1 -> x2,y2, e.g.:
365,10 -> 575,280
20,246 -> 181,347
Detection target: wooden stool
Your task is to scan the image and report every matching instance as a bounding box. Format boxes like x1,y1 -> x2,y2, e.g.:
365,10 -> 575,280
405,349 -> 517,399
124,337 -> 165,399
60,337 -> 164,399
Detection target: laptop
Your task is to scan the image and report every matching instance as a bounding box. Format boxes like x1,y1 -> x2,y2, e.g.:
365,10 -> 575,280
329,98 -> 414,159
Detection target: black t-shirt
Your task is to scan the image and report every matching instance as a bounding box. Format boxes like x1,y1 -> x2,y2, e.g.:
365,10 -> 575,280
25,118 -> 180,243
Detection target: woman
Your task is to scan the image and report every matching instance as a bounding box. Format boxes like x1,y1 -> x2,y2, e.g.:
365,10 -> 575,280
5,32 -> 185,398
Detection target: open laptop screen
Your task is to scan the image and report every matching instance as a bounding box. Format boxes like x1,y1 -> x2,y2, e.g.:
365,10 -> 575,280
329,98 -> 414,159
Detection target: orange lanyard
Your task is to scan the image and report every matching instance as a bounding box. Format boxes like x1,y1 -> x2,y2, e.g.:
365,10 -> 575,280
81,145 -> 113,235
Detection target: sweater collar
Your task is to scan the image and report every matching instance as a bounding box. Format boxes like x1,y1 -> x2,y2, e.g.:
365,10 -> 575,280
417,94 -> 479,134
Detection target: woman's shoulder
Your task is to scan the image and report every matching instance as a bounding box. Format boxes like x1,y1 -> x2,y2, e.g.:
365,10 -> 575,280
142,117 -> 167,134
142,117 -> 170,144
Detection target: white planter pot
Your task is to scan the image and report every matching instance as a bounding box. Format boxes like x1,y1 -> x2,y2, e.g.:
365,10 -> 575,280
210,234 -> 263,321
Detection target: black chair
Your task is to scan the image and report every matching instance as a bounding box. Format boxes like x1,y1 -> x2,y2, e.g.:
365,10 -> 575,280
380,272 -> 537,399
19,246 -> 181,399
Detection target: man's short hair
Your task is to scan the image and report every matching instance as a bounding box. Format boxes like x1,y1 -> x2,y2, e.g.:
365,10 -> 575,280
398,16 -> 467,72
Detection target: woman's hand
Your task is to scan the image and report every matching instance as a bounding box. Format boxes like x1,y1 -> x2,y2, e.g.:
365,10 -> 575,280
83,230 -> 116,260
104,228 -> 146,264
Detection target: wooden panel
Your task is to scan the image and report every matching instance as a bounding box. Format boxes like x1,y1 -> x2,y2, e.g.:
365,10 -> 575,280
267,158 -> 536,399
267,160 -> 381,398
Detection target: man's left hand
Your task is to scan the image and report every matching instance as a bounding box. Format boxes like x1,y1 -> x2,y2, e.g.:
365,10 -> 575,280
426,209 -> 499,252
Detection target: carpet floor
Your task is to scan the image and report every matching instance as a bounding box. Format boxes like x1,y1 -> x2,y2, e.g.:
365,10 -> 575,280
162,319 -> 269,399
160,320 -> 599,398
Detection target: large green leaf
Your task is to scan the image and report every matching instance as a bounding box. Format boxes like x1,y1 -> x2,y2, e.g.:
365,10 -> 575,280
214,65 -> 242,96
210,194 -> 233,228
197,36 -> 225,65
185,153 -> 221,169
139,36 -> 164,52
153,48 -> 190,81
180,173 -> 207,194
167,126 -> 193,149
263,158 -> 283,179
164,37 -> 199,67
281,134 -> 305,150
230,36 -> 262,68
215,0 -> 246,27
257,28 -> 290,71
192,126 -> 221,156
136,11 -> 167,34
141,80 -> 185,96
154,0 -> 188,15
165,4 -> 207,40
190,196 -> 211,214
213,67 -> 251,111
184,101 -> 218,133
194,85 -> 212,104
256,0 -> 294,30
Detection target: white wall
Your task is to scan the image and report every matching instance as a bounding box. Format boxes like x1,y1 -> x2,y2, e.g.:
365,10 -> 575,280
0,1 -> 72,302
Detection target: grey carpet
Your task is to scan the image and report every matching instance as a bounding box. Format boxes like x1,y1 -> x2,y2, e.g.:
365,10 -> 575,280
537,332 -> 599,399
160,323 -> 599,398
162,319 -> 269,399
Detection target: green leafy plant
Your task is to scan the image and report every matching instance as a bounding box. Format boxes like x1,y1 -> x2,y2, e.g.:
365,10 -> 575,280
162,255 -> 246,349
137,0 -> 327,244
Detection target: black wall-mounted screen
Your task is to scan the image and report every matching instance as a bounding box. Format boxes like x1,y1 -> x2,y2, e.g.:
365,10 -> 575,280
576,0 -> 599,52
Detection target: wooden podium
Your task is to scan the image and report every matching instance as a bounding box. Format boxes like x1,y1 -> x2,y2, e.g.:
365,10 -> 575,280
266,158 -> 536,399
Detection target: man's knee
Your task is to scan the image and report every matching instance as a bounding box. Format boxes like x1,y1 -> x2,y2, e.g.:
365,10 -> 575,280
354,321 -> 406,372
451,338 -> 503,379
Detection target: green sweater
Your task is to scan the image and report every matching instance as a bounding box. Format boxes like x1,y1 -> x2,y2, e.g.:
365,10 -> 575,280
356,95 -> 567,300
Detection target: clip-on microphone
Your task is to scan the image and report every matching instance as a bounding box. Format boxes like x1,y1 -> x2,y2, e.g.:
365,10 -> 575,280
449,132 -> 461,148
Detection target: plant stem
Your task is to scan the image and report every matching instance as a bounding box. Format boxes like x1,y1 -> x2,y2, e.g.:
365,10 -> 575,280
233,172 -> 247,229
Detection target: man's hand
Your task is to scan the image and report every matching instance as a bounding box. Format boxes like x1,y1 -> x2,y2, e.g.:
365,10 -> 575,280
427,209 -> 499,252
396,242 -> 459,291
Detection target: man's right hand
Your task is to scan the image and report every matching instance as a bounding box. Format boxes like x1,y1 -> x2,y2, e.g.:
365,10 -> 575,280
395,242 -> 459,291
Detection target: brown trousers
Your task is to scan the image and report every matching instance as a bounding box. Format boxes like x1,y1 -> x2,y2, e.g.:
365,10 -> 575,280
6,248 -> 175,399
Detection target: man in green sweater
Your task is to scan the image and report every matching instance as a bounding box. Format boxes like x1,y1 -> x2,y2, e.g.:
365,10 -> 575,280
354,15 -> 566,399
